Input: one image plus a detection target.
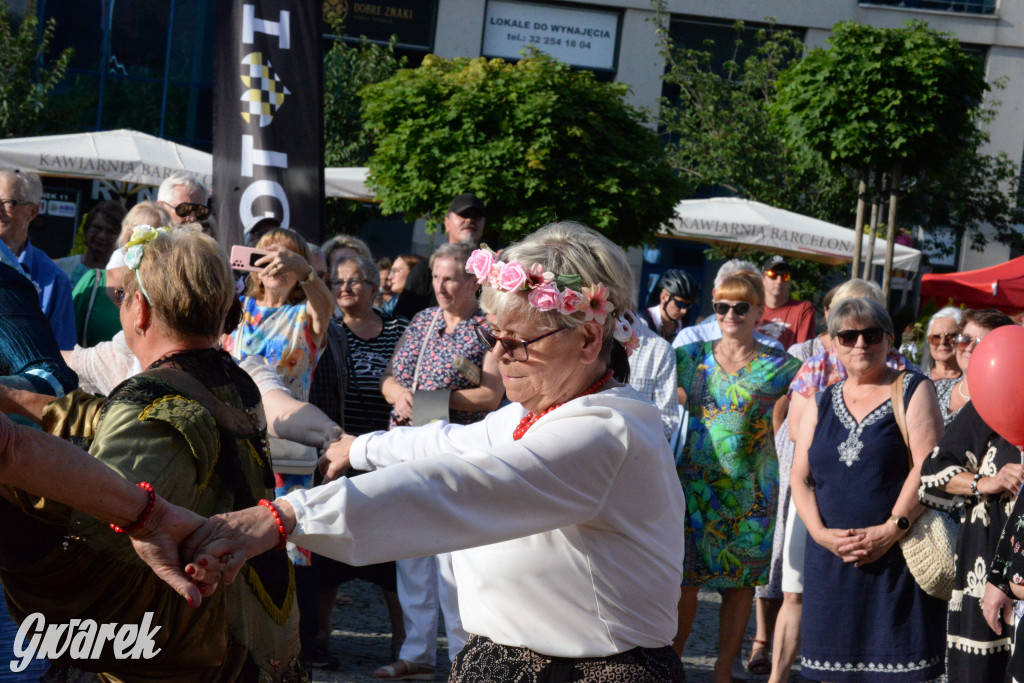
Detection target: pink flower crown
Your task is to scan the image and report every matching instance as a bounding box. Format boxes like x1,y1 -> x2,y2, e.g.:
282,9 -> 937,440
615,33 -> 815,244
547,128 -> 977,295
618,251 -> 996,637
466,246 -> 641,355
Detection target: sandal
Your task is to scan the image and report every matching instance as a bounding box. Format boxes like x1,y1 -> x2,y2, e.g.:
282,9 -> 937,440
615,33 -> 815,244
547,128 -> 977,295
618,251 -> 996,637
747,638 -> 771,676
373,659 -> 435,680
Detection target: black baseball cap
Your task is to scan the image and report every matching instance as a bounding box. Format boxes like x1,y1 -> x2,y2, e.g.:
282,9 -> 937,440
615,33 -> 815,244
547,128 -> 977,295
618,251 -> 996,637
447,193 -> 485,217
764,255 -> 791,273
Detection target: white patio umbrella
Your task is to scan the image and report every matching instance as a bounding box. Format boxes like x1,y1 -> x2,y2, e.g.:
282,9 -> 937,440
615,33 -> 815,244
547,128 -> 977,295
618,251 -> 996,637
324,166 -> 374,201
0,129 -> 376,200
0,129 -> 214,189
665,197 -> 922,272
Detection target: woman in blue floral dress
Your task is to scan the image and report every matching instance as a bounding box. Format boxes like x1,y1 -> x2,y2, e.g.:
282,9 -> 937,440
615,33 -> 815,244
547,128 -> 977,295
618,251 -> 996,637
673,270 -> 800,683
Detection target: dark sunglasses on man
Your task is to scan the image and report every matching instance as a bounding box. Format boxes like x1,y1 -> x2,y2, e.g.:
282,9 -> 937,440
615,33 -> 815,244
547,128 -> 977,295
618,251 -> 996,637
169,202 -> 211,221
764,269 -> 791,282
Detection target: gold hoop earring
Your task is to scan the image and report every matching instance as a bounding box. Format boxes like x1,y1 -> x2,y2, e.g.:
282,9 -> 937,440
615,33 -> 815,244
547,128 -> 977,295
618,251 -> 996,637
133,321 -> 144,336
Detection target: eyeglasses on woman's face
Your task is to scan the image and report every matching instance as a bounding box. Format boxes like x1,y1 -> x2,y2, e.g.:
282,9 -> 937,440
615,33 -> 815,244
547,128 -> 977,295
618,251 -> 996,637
835,327 -> 886,347
953,334 -> 985,352
474,324 -> 566,362
331,278 -> 368,291
928,333 -> 956,347
112,287 -> 127,307
712,301 -> 751,317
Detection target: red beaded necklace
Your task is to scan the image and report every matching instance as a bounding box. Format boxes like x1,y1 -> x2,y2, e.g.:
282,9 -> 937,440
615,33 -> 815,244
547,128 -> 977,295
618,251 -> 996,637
512,369 -> 614,440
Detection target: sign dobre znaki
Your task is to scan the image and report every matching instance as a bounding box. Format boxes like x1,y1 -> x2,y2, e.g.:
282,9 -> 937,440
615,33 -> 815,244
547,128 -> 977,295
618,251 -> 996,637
213,1 -> 325,249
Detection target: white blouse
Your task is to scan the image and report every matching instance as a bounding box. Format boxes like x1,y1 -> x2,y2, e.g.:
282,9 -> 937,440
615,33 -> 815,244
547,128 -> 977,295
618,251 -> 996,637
282,385 -> 687,658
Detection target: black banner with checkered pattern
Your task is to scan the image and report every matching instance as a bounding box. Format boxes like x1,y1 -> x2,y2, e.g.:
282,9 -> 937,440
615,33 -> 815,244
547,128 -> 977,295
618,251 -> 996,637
213,0 -> 324,250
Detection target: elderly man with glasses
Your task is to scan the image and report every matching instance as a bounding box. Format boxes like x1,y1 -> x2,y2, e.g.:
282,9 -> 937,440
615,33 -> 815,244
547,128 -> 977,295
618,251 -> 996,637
156,172 -> 210,225
0,169 -> 77,350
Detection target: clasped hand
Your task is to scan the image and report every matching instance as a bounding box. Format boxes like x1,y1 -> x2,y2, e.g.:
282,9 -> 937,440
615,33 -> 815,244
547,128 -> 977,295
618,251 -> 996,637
821,523 -> 901,567
142,433 -> 356,603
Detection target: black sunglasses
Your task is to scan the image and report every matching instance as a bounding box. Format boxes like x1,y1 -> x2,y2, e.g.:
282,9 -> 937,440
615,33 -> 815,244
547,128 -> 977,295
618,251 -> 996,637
835,327 -> 886,347
170,202 -> 211,221
474,324 -> 565,362
712,301 -> 751,317
112,287 -> 127,307
670,297 -> 694,309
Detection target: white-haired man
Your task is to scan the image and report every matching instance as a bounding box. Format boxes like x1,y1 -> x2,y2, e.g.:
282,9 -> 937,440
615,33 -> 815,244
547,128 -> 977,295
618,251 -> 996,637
0,169 -> 76,350
157,172 -> 210,225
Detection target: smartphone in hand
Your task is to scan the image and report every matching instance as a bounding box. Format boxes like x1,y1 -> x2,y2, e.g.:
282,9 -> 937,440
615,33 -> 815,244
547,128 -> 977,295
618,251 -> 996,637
229,245 -> 273,272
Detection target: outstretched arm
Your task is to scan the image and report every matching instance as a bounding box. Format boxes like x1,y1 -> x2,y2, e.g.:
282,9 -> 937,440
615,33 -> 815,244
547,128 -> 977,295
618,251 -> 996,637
0,413 -> 209,606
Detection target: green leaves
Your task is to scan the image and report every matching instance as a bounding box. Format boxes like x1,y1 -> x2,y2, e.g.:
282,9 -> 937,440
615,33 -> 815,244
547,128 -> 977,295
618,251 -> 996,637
361,51 -> 686,247
773,20 -> 987,174
0,2 -> 72,139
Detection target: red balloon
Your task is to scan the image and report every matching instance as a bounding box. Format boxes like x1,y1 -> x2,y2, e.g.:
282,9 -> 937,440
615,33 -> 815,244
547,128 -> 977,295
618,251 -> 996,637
968,324 -> 1024,448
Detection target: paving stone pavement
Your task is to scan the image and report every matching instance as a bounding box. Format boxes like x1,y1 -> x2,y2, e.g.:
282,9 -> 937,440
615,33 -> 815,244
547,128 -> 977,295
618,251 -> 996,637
311,582 -> 801,682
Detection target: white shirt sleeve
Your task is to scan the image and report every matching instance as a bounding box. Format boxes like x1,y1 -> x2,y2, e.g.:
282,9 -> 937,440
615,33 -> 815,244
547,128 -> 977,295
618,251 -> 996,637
66,331 -> 139,395
237,354 -> 288,395
349,401 -> 525,471
283,397 -> 634,566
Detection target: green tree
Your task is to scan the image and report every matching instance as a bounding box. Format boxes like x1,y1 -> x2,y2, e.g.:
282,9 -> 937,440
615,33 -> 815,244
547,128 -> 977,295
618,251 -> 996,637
773,21 -> 1012,296
321,20 -> 407,237
361,51 -> 687,247
656,15 -> 851,301
0,1 -> 73,138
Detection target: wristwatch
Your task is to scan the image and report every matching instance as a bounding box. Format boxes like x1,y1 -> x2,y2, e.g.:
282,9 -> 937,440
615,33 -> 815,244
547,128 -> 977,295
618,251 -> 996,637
889,514 -> 911,532
299,266 -> 316,285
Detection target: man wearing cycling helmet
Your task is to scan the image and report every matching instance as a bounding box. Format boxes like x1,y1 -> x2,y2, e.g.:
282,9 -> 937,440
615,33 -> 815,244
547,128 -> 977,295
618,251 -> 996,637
642,269 -> 698,342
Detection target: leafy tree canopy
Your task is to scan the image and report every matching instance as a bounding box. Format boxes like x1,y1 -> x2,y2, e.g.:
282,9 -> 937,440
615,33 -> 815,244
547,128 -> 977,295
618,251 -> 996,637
0,1 -> 73,138
321,19 -> 406,236
656,16 -> 852,299
361,51 -> 687,247
773,21 -> 988,174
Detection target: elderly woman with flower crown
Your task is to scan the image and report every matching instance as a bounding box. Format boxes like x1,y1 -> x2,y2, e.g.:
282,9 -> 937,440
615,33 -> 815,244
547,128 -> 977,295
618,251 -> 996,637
183,221 -> 688,682
671,269 -> 800,683
0,225 -> 303,680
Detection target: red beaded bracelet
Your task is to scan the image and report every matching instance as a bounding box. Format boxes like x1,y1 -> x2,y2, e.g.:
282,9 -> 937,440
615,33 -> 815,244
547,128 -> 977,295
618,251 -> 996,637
110,481 -> 156,535
259,499 -> 288,550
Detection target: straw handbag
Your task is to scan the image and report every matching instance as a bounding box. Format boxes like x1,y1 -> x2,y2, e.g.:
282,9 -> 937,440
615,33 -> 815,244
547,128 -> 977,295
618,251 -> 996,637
891,372 -> 957,601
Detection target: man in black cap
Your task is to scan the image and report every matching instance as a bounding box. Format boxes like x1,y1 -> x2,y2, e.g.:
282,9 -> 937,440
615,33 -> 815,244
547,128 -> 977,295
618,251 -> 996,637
394,193 -> 485,319
758,255 -> 815,349
443,193 -> 486,246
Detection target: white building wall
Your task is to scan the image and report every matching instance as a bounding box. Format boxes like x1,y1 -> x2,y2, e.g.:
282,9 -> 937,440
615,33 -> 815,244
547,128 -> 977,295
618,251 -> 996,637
430,0 -> 1024,269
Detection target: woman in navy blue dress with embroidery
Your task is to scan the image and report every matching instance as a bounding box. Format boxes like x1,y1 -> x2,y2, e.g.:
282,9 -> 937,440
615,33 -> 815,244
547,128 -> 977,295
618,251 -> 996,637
791,298 -> 946,682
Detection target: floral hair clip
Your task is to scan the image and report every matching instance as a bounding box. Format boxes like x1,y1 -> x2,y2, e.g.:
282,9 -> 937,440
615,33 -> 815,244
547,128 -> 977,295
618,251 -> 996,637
123,225 -> 167,303
466,246 -> 642,356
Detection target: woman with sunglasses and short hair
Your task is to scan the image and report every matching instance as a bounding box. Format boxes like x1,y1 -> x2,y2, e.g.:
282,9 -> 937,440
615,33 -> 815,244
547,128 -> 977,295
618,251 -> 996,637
792,297 -> 946,683
919,309 -> 1020,683
920,307 -> 964,424
672,270 -> 801,682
